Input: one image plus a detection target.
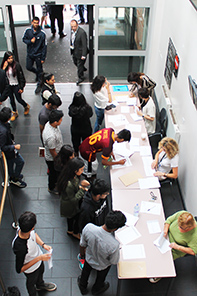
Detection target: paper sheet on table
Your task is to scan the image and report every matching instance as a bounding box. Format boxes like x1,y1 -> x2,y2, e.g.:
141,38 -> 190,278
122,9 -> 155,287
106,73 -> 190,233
122,244 -> 146,260
154,231 -> 171,254
142,156 -> 155,176
48,248 -> 53,269
138,177 -> 160,189
113,142 -> 134,158
118,261 -> 147,278
130,113 -> 143,122
121,106 -> 130,113
127,123 -> 142,133
107,114 -> 129,126
114,95 -> 129,103
129,137 -> 140,146
147,220 -> 161,234
140,201 -> 161,215
126,97 -> 137,106
116,226 -> 141,245
119,170 -> 143,187
140,146 -> 152,156
111,155 -> 132,170
122,211 -> 139,227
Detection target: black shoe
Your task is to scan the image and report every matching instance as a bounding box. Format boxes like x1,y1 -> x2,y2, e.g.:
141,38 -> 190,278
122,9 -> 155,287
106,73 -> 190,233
77,276 -> 88,295
52,32 -> 56,37
83,67 -> 87,71
10,178 -> 27,188
60,33 -> 67,38
35,85 -> 41,95
92,282 -> 110,295
76,78 -> 84,86
36,282 -> 57,291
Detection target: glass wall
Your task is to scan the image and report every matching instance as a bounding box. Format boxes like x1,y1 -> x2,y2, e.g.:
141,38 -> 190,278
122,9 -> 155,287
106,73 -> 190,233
0,8 -> 8,52
96,5 -> 150,80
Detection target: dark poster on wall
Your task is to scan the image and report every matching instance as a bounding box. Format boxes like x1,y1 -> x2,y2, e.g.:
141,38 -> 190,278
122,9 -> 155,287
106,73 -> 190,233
164,38 -> 179,89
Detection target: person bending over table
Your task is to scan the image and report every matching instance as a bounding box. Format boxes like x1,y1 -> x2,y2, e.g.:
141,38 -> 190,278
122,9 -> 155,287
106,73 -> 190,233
151,137 -> 179,180
150,210 -> 197,283
79,128 -> 131,175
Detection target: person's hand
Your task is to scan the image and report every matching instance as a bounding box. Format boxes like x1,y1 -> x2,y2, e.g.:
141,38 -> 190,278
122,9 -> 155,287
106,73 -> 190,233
31,37 -> 36,43
137,109 -> 143,116
41,60 -> 45,64
18,89 -> 23,94
43,244 -> 52,251
118,159 -> 126,165
151,160 -> 157,169
169,242 -> 179,250
3,61 -> 8,70
81,56 -> 86,60
14,144 -> 21,150
154,171 -> 164,177
129,92 -> 135,98
80,180 -> 90,189
41,253 -> 51,261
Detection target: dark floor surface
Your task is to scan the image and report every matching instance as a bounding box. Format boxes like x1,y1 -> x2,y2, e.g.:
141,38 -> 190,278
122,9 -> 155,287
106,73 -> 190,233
0,84 -> 197,296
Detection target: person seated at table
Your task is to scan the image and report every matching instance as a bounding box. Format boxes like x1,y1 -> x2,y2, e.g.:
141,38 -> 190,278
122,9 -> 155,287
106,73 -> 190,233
149,210 -> 197,283
127,71 -> 156,98
91,75 -> 112,133
136,88 -> 156,135
151,137 -> 179,180
79,128 -> 131,177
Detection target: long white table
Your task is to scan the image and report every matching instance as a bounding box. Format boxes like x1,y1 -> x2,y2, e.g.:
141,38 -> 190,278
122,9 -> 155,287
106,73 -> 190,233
104,87 -> 176,295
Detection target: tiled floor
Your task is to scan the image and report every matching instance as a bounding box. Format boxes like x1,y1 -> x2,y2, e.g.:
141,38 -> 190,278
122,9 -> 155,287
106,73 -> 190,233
0,84 -> 197,296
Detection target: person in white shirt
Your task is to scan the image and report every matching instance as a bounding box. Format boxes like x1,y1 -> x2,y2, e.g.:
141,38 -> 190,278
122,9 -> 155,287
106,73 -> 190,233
91,75 -> 112,133
151,137 -> 179,180
136,88 -> 156,135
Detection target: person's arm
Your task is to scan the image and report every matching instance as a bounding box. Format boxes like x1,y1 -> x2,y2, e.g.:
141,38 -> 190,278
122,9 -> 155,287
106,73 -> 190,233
81,31 -> 88,59
39,124 -> 45,135
108,246 -> 120,265
21,253 -> 51,273
154,167 -> 178,179
137,109 -> 154,121
0,72 -> 9,103
169,243 -> 195,256
105,80 -> 112,103
22,29 -> 32,45
151,149 -> 163,169
101,157 -> 126,166
41,33 -> 47,63
17,63 -> 26,91
0,132 -> 15,153
35,233 -> 51,252
42,90 -> 52,100
163,223 -> 170,237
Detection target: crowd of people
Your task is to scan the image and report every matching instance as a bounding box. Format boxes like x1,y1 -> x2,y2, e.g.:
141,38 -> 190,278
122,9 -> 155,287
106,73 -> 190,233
0,9 -> 196,296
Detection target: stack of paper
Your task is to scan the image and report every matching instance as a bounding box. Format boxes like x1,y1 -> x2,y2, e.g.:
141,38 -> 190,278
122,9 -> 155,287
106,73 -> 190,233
138,177 -> 160,189
122,244 -> 146,260
111,155 -> 132,170
116,226 -> 141,245
119,170 -> 143,186
147,220 -> 161,234
140,201 -> 161,215
154,231 -> 171,254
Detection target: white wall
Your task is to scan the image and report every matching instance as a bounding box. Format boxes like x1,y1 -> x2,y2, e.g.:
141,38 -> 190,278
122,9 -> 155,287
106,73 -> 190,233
147,0 -> 197,212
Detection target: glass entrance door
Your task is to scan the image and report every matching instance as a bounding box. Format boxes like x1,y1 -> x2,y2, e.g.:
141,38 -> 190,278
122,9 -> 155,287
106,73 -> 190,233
0,7 -> 11,64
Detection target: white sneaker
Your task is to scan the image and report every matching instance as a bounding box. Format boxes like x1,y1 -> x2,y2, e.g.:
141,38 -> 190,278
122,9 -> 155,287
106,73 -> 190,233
149,277 -> 161,283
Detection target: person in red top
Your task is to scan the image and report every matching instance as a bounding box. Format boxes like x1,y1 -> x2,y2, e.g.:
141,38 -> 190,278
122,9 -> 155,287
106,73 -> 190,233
79,128 -> 131,168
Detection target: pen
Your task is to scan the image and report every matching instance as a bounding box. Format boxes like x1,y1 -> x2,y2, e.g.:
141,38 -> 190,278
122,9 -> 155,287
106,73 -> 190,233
147,206 -> 156,211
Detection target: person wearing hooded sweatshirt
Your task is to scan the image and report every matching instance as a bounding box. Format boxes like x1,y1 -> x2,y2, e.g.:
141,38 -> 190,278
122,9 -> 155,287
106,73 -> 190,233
77,179 -> 110,270
23,16 -> 47,95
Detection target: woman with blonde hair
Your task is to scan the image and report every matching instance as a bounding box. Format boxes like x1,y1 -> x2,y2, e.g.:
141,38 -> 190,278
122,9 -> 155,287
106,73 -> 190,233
150,210 -> 197,283
151,137 -> 179,180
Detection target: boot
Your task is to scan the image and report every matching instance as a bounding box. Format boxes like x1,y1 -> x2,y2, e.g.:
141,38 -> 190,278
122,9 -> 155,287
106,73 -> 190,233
10,111 -> 18,122
24,103 -> 30,115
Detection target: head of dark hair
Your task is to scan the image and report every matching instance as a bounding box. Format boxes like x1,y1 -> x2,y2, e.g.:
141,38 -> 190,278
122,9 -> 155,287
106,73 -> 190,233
71,92 -> 87,107
57,157 -> 84,193
18,211 -> 37,233
138,88 -> 149,99
91,75 -> 106,94
41,72 -> 54,86
117,129 -> 131,142
32,16 -> 40,22
48,94 -> 62,107
91,179 -> 110,196
7,286 -> 21,296
54,144 -> 74,171
49,110 -> 64,124
1,51 -> 16,76
105,211 -> 126,230
0,107 -> 12,123
127,72 -> 143,85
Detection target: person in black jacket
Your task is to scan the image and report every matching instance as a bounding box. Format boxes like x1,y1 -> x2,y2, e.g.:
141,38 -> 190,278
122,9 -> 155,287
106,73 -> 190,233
1,51 -> 30,122
68,91 -> 93,155
70,19 -> 88,85
23,16 -> 47,95
77,179 -> 110,269
40,72 -> 60,105
0,107 -> 26,188
0,68 -> 9,104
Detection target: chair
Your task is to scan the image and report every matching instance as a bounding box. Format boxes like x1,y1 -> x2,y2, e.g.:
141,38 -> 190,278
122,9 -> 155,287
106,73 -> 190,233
148,133 -> 162,158
160,108 -> 168,137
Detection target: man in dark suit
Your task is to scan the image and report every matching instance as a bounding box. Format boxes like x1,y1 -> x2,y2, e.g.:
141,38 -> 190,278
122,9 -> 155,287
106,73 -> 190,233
0,69 -> 9,104
70,19 -> 88,85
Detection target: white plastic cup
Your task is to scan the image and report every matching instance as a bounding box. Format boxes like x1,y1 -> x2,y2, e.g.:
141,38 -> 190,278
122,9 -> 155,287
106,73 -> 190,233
141,133 -> 146,141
